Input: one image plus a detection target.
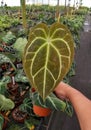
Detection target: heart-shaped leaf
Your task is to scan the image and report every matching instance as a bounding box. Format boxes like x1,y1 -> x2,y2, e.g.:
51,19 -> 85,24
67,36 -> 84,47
23,22 -> 74,100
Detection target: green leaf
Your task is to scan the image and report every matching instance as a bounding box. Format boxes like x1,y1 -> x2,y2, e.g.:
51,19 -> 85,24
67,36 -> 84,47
0,54 -> 16,69
64,101 -> 73,117
19,98 -> 32,114
25,118 -> 40,129
23,22 -> 74,99
0,115 -> 4,130
0,82 -> 6,95
0,94 -> 15,111
46,93 -> 66,111
0,76 -> 11,95
32,92 -> 73,116
1,76 -> 11,84
13,37 -> 27,58
0,54 -> 12,64
15,69 -> 29,83
2,31 -> 16,45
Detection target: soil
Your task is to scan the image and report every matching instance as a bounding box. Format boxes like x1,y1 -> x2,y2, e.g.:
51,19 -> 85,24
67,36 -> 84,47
41,14 -> 91,130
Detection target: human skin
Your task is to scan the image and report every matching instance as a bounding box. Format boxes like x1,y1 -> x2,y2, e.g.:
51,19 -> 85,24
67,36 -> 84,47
54,82 -> 91,130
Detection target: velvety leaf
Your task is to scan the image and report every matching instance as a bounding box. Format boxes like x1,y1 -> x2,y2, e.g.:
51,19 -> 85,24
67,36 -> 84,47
34,93 -> 66,111
46,93 -> 66,111
23,22 -> 74,99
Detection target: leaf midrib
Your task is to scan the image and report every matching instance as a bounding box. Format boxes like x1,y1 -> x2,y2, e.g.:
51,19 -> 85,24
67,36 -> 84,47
43,41 -> 50,99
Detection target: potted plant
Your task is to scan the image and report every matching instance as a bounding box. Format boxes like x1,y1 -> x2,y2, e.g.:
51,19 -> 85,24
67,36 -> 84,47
22,22 -> 74,116
0,51 -> 30,125
7,76 -> 19,95
12,106 -> 27,123
12,90 -> 31,123
30,89 -> 73,117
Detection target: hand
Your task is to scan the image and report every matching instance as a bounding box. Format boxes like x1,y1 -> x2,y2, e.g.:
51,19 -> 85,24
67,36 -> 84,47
54,82 -> 71,100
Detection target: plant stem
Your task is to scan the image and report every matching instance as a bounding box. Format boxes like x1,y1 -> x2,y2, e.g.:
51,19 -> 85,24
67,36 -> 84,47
10,61 -> 16,71
20,0 -> 27,30
65,0 -> 67,14
56,0 -> 60,22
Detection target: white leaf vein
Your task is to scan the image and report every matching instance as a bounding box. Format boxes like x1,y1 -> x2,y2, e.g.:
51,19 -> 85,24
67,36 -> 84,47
34,28 -> 47,38
51,28 -> 65,38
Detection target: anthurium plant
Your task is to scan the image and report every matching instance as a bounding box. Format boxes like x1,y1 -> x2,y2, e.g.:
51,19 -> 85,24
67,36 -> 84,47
23,22 -> 74,99
23,22 -> 74,116
31,90 -> 73,116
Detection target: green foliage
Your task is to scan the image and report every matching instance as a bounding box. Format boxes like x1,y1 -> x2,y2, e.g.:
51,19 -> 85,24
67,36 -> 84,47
0,14 -> 21,31
19,98 -> 32,115
61,15 -> 84,48
32,92 -> 73,116
1,76 -> 11,84
15,69 -> 29,83
2,32 -> 16,45
0,76 -> 11,95
0,82 -> 6,95
75,8 -> 88,15
0,15 -> 11,31
11,18 -> 20,27
0,54 -> 16,69
0,54 -> 13,64
18,29 -> 27,37
0,76 -> 11,102
13,37 -> 27,59
0,94 -> 15,111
